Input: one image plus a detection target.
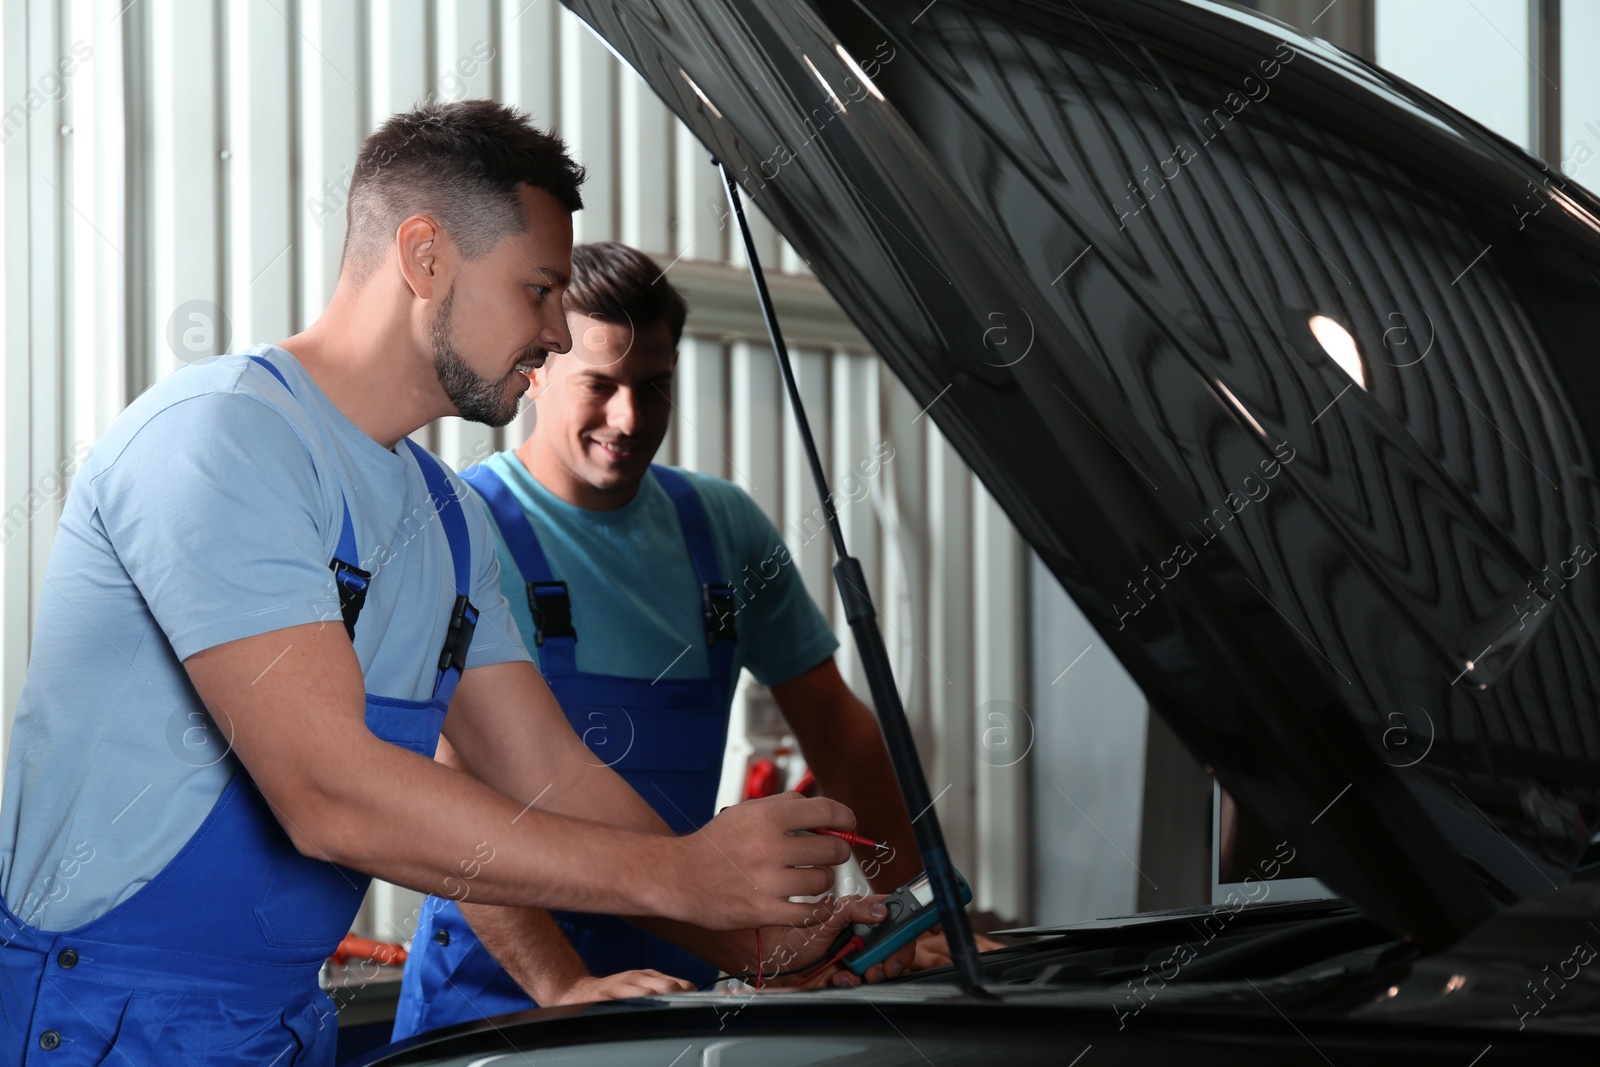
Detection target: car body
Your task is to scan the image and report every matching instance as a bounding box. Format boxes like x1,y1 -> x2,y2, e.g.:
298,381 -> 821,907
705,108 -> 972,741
356,0 -> 1600,1062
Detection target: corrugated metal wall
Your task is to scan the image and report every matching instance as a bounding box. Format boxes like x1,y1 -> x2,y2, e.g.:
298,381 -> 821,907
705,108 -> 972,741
1,0 -> 1030,929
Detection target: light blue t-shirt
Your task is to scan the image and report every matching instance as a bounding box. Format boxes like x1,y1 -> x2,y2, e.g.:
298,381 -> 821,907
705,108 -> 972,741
0,346 -> 529,931
475,451 -> 838,688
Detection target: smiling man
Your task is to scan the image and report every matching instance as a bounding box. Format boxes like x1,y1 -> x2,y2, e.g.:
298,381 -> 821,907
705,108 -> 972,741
0,104 -> 882,1066
390,242 -> 997,1039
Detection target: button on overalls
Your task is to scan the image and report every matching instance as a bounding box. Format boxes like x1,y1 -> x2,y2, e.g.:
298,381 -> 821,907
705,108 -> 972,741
0,356 -> 480,1065
391,463 -> 737,1039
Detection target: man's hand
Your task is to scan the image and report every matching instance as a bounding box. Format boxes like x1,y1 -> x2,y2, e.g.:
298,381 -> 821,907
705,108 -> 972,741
544,969 -> 697,1005
657,793 -> 855,930
908,927 -> 1007,972
742,895 -> 918,989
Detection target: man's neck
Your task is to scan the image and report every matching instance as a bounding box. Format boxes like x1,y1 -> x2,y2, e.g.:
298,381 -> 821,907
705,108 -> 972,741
278,282 -> 451,450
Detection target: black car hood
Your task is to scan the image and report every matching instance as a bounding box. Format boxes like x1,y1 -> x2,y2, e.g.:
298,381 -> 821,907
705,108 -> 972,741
561,0 -> 1600,948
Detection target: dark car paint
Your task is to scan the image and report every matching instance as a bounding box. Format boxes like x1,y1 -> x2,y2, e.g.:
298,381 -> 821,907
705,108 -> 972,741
358,893 -> 1599,1063
359,0 -> 1600,1059
550,0 -> 1600,948
360,998 -> 1596,1067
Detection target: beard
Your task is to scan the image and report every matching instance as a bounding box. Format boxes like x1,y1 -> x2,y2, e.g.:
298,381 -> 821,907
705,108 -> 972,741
431,285 -> 536,428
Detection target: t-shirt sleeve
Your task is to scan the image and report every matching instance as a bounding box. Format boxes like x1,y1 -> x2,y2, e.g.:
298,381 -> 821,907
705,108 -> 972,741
455,473 -> 533,669
92,392 -> 344,661
699,476 -> 840,686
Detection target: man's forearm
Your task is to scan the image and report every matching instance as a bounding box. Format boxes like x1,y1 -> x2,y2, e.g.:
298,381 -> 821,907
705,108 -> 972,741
772,661 -> 924,891
458,873 -> 756,982
806,713 -> 923,891
442,735 -> 755,978
291,733 -> 686,915
442,728 -> 732,995
458,903 -> 592,1004
627,917 -> 753,975
188,629 -> 853,934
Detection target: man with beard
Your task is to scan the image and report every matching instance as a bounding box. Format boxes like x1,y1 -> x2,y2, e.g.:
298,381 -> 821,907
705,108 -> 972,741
0,102 -> 888,1066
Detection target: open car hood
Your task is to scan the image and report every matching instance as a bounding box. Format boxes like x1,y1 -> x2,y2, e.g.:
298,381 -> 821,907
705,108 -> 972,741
562,0 -> 1600,949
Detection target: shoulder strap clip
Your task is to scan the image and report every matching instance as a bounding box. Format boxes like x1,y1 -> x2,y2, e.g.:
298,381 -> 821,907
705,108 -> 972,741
702,582 -> 738,645
438,594 -> 480,673
527,581 -> 576,647
330,559 -> 372,641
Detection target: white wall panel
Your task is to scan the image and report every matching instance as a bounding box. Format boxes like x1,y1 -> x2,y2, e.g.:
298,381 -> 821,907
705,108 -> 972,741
674,118 -> 726,263
499,0 -> 559,127
151,0 -> 222,383
925,428 -> 977,885
371,0 -> 430,124
1562,1 -> 1600,188
778,235 -> 808,275
295,0 -> 365,328
781,348 -> 832,611
3,0 -> 124,749
619,68 -> 672,256
227,0 -> 295,353
64,0 -> 120,458
973,481 -> 1028,919
1030,554 -> 1149,928
673,336 -> 729,479
729,339 -> 781,521
727,182 -> 783,274
559,11 -> 614,243
2,0 -> 30,754
1375,0 -> 1531,149
439,0 -> 498,102
827,352 -> 881,696
878,371 -> 929,737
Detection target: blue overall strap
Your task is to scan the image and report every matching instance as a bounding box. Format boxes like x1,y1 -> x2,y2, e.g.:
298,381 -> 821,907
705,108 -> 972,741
403,439 -> 479,705
458,463 -> 578,675
248,353 -> 293,394
329,501 -> 370,641
252,352 -> 369,640
650,466 -> 738,667
335,504 -> 357,562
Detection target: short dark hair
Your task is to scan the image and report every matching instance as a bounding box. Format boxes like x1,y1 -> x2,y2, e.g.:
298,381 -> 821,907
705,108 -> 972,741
566,241 -> 688,344
341,100 -> 586,282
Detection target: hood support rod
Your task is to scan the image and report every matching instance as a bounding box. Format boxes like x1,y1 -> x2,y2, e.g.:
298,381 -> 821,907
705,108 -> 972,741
716,159 -> 988,996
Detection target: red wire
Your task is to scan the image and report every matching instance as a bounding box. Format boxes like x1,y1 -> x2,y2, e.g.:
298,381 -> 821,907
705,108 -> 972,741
799,934 -> 865,986
812,828 -> 889,849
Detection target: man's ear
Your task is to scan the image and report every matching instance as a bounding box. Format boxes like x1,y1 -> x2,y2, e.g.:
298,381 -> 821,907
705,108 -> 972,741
527,359 -> 553,400
395,214 -> 450,299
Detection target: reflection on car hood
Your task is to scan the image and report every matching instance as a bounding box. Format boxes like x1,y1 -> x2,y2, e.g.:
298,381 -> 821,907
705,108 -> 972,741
560,0 -> 1600,948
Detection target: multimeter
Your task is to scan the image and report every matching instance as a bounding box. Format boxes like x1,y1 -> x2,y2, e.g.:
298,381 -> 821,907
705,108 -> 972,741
843,867 -> 971,975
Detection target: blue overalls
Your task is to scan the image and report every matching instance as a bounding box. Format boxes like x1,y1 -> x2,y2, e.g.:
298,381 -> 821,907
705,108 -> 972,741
0,355 -> 480,1065
391,464 -> 737,1039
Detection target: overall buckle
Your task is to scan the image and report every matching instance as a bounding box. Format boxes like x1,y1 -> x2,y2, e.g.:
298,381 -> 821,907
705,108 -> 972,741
329,558 -> 372,641
438,595 -> 479,673
702,583 -> 738,645
528,581 -> 576,647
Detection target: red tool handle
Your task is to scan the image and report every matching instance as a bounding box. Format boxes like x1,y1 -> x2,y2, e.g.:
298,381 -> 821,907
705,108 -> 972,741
329,933 -> 408,967
744,757 -> 781,800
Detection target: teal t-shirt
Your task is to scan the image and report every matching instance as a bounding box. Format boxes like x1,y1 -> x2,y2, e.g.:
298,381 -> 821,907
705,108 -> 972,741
473,451 -> 838,687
